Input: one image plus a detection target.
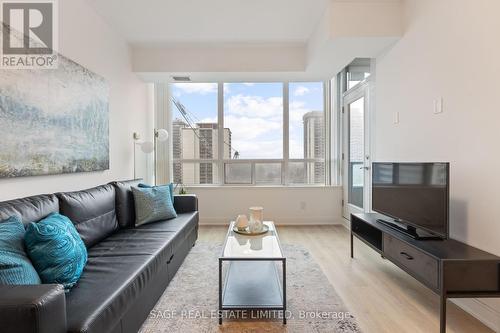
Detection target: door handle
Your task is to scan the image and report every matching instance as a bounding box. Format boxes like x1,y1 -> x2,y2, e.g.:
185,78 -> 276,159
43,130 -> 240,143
359,166 -> 370,170
400,252 -> 414,260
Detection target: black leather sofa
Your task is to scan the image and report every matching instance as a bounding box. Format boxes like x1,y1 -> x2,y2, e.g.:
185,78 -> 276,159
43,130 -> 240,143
0,179 -> 199,333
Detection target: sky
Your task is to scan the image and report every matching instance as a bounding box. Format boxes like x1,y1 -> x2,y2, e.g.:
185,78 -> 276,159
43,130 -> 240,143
171,82 -> 323,159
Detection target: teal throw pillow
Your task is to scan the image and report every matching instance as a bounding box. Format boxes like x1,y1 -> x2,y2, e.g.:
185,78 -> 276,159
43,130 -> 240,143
132,185 -> 177,226
25,213 -> 87,290
138,183 -> 175,204
0,216 -> 41,285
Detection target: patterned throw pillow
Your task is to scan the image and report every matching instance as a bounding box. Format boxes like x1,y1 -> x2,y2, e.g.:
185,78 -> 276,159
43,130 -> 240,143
138,183 -> 175,204
25,213 -> 87,290
132,185 -> 177,227
0,216 -> 41,285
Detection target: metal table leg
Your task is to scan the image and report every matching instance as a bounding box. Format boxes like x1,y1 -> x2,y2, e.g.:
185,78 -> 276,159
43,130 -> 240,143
219,258 -> 222,325
283,258 -> 287,325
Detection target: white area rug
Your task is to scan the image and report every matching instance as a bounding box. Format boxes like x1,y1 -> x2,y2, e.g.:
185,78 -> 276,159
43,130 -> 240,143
140,242 -> 361,333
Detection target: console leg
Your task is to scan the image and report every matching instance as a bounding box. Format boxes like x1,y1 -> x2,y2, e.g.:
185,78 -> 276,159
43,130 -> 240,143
440,294 -> 447,333
350,232 -> 354,258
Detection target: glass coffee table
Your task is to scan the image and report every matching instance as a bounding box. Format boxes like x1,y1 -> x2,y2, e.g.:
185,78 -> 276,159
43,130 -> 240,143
218,221 -> 286,324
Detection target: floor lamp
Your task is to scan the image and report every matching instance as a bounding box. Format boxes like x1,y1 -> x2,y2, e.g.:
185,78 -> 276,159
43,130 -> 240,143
133,129 -> 169,184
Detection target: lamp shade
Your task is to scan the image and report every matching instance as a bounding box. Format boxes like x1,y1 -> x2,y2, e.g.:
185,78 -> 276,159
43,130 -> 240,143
156,128 -> 169,142
139,141 -> 154,154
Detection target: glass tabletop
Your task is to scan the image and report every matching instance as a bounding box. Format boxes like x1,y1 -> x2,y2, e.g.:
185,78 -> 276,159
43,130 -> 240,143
221,221 -> 284,259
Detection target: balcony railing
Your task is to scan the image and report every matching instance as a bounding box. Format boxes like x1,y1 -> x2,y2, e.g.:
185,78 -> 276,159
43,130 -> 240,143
173,158 -> 325,186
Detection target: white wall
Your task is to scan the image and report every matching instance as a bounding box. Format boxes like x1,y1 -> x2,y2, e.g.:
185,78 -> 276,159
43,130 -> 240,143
133,43 -> 306,73
186,186 -> 343,226
375,0 -> 500,329
0,0 -> 151,201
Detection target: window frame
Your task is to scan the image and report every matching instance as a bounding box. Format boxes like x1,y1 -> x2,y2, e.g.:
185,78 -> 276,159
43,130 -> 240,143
170,81 -> 331,187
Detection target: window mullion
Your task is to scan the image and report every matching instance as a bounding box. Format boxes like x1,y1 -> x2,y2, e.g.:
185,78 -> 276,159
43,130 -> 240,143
217,82 -> 224,185
251,162 -> 256,185
324,80 -> 331,186
283,82 -> 289,186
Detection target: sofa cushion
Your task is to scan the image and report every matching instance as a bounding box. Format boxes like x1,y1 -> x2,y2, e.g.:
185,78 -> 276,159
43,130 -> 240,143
136,212 -> 198,240
87,228 -> 175,258
0,194 -> 59,226
65,228 -> 177,333
25,213 -> 87,290
57,185 -> 118,248
110,179 -> 142,228
0,216 -> 41,285
65,211 -> 198,333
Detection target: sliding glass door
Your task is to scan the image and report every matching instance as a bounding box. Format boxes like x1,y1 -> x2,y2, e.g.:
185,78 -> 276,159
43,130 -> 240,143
342,82 -> 371,219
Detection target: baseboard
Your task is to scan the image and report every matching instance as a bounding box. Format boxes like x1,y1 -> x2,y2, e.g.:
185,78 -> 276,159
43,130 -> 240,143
452,298 -> 500,332
339,217 -> 350,230
199,216 -> 345,226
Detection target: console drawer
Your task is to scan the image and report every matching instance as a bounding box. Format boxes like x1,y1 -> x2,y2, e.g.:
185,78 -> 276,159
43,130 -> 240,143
383,234 -> 439,290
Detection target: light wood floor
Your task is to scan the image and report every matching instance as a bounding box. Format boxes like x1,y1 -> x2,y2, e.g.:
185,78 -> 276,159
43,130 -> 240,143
199,225 -> 492,333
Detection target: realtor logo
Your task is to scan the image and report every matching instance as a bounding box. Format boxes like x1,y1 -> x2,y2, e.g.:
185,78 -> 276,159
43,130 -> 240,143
1,0 -> 58,69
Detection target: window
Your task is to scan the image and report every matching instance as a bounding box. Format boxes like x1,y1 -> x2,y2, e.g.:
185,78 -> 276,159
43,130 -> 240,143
346,58 -> 371,90
224,83 -> 283,159
171,83 -> 219,185
169,81 -> 328,186
289,82 -> 325,184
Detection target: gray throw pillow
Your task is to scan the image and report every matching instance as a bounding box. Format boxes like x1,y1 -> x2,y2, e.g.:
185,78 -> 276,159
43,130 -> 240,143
132,186 -> 177,226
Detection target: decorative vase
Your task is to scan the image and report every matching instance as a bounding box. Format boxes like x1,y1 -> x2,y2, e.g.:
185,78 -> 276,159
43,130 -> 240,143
248,206 -> 264,233
235,214 -> 249,231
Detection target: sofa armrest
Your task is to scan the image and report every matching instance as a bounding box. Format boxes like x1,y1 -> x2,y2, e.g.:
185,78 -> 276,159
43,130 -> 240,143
0,284 -> 66,333
173,194 -> 198,213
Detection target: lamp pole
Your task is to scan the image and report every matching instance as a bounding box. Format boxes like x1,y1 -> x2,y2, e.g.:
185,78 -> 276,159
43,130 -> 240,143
154,129 -> 158,186
133,129 -> 168,185
153,128 -> 169,185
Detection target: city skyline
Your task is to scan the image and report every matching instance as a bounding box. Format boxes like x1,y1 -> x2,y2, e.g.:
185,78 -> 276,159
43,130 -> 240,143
171,112 -> 324,184
171,82 -> 324,159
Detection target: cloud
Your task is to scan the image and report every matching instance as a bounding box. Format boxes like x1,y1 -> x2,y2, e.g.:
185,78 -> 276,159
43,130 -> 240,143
289,139 -> 304,158
293,85 -> 310,96
289,101 -> 310,124
172,83 -> 217,95
225,94 -> 283,118
223,111 -> 283,158
224,115 -> 281,141
199,117 -> 217,124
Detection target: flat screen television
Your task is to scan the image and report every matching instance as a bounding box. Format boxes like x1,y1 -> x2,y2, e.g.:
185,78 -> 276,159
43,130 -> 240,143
372,162 -> 449,239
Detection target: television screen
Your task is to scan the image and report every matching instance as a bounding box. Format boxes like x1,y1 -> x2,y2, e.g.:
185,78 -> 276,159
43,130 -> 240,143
372,162 -> 449,237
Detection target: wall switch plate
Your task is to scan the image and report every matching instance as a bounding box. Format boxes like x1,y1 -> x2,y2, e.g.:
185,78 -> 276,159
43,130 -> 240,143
393,111 -> 400,124
433,97 -> 443,114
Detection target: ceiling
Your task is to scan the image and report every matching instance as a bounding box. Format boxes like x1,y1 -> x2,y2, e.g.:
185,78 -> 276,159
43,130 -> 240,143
86,0 -> 403,82
86,0 -> 329,44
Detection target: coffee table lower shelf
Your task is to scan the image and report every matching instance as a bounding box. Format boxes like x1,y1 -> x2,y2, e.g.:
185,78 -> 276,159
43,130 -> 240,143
218,259 -> 286,324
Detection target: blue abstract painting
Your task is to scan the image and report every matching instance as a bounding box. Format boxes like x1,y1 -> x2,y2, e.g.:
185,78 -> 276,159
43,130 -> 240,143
0,55 -> 109,178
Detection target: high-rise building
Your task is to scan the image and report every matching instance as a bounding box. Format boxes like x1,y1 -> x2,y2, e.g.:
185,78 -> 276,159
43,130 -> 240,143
172,119 -> 231,184
303,111 -> 325,183
172,119 -> 185,184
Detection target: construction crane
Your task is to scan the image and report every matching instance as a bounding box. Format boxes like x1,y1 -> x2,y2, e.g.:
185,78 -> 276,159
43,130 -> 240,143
171,97 -> 238,158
